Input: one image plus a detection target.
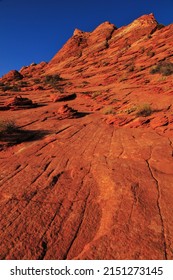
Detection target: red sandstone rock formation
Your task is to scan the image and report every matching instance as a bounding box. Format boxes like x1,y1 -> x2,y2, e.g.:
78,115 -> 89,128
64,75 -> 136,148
51,93 -> 77,102
57,104 -> 78,119
4,95 -> 35,110
0,14 -> 173,260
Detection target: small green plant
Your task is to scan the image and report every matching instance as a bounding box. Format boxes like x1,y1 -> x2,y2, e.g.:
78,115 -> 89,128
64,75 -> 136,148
92,91 -> 101,99
124,106 -> 137,114
110,98 -> 119,103
101,106 -> 115,115
136,104 -> 152,117
150,61 -> 173,76
157,76 -> 167,82
0,120 -> 19,135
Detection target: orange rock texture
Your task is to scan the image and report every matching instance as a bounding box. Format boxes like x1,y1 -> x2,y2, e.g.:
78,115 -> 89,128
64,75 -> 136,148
0,14 -> 173,260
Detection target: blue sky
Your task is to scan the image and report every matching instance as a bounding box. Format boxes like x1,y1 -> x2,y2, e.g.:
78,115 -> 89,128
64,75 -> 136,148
0,0 -> 173,77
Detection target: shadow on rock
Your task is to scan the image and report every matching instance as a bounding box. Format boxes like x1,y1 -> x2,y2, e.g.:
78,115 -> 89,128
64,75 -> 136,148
76,112 -> 92,118
0,129 -> 51,148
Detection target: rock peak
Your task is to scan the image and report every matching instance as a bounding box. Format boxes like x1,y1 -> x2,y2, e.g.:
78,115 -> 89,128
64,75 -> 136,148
134,13 -> 158,25
93,21 -> 116,31
73,28 -> 84,36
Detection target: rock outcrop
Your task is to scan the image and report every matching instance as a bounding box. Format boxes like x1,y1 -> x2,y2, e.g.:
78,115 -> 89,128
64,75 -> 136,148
51,93 -> 77,102
4,96 -> 35,110
57,104 -> 78,118
1,70 -> 23,81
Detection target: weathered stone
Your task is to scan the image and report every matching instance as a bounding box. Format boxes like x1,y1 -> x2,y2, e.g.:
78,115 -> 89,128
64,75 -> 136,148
0,14 -> 173,261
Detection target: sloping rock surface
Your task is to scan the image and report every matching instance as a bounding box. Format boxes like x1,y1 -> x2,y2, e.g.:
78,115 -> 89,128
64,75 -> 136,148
0,14 -> 173,260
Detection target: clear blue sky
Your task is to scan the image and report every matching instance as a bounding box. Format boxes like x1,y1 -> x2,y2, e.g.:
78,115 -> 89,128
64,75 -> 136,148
0,0 -> 173,77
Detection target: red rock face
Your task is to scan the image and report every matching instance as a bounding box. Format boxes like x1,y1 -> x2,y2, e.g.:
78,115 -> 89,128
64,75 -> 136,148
0,14 -> 173,260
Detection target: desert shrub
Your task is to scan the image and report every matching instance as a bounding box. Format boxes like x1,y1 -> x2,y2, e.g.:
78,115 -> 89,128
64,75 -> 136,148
10,85 -> 21,92
33,79 -> 40,84
140,47 -> 145,54
101,106 -> 115,115
2,84 -> 21,92
19,81 -> 28,87
0,120 -> 18,135
44,74 -> 62,84
150,61 -> 173,76
128,65 -> 135,72
1,84 -> 12,91
124,106 -> 137,114
92,91 -> 101,98
136,104 -> 152,117
157,24 -> 165,30
147,51 -> 155,57
110,98 -> 119,103
157,76 -> 167,82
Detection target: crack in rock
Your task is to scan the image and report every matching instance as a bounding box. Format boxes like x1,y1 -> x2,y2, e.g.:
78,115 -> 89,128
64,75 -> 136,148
49,172 -> 64,188
146,159 -> 168,260
38,240 -> 48,260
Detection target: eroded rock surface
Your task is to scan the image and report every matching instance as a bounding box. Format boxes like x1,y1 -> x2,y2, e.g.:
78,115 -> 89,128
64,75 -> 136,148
0,14 -> 173,260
